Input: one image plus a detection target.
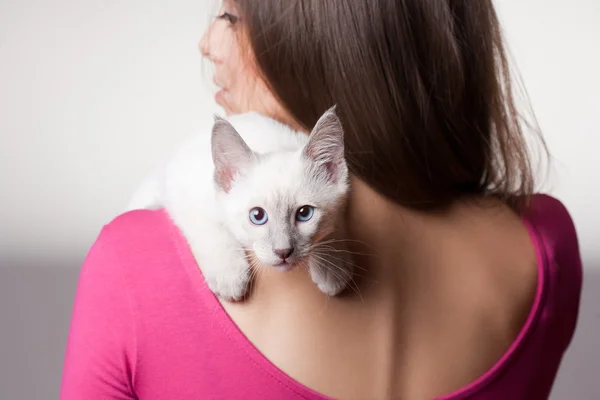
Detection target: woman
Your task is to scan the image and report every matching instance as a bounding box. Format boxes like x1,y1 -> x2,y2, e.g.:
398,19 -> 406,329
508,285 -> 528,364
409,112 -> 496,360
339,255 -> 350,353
60,1 -> 582,399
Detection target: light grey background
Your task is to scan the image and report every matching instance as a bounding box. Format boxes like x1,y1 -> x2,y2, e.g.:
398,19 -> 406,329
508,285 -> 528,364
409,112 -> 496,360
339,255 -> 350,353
1,0 -> 598,399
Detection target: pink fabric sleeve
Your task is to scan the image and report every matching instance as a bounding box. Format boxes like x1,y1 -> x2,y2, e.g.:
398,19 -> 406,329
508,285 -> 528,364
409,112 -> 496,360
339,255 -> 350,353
60,228 -> 137,400
539,195 -> 583,349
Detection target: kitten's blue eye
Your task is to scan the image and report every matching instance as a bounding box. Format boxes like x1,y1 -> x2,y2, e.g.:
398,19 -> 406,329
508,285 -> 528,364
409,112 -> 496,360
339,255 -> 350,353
296,206 -> 314,222
249,207 -> 268,225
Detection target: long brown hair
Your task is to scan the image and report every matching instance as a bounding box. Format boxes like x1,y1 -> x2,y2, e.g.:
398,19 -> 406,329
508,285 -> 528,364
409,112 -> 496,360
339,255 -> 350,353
234,0 -> 544,210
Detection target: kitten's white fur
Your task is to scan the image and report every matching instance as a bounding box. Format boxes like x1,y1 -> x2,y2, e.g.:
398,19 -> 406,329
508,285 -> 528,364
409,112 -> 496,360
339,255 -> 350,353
127,112 -> 305,211
127,110 -> 353,301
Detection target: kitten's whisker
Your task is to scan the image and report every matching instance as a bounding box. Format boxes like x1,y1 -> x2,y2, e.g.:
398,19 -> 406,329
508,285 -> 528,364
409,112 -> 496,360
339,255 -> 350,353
312,256 -> 367,278
248,263 -> 260,295
317,255 -> 364,303
250,259 -> 265,287
310,250 -> 369,273
318,294 -> 330,315
317,256 -> 364,296
310,244 -> 376,258
312,257 -> 347,284
314,238 -> 376,250
311,255 -> 364,303
311,254 -> 353,279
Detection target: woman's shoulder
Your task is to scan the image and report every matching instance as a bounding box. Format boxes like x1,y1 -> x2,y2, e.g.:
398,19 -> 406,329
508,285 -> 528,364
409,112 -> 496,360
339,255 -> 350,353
97,208 -> 174,251
84,207 -> 204,313
522,193 -> 582,270
524,193 -> 576,229
63,209 -> 208,399
521,193 -> 583,348
89,208 -> 185,280
103,207 -> 171,235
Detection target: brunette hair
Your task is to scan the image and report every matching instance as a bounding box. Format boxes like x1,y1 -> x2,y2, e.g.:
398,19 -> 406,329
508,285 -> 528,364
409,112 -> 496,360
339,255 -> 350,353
234,0 -> 543,210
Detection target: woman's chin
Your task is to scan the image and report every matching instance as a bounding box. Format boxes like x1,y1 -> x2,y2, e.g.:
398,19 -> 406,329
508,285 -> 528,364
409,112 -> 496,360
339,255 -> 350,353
215,90 -> 227,108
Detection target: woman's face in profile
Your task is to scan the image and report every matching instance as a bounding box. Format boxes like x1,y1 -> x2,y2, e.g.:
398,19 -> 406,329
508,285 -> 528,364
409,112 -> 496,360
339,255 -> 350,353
198,1 -> 287,122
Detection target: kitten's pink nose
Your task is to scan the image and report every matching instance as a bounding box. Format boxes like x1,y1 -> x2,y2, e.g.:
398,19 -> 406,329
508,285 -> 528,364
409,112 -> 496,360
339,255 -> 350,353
274,248 -> 294,260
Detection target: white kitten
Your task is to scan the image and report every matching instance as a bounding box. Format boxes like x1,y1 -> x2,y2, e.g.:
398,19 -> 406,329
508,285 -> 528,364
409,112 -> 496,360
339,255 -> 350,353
127,108 -> 353,301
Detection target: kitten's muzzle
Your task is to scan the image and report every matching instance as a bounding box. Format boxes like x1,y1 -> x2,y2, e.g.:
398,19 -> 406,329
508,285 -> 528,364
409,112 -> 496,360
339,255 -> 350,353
272,248 -> 296,271
274,248 -> 294,260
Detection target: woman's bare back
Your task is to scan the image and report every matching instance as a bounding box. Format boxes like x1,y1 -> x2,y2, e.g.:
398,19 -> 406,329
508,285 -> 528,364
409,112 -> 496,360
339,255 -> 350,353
221,181 -> 538,399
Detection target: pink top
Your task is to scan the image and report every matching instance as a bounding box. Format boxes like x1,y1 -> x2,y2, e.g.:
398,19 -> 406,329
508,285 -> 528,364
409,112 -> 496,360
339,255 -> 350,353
60,194 -> 582,400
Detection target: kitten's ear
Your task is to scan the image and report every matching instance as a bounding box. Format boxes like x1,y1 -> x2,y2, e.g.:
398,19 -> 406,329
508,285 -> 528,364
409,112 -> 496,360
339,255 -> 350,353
211,116 -> 255,192
302,106 -> 346,183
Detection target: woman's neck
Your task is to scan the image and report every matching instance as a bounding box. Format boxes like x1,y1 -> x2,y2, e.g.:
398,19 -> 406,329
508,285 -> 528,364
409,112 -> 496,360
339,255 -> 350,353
343,176 -> 431,286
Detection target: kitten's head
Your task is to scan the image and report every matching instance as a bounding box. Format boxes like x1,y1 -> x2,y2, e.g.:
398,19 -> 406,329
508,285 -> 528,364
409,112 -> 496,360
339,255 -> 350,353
211,107 -> 349,270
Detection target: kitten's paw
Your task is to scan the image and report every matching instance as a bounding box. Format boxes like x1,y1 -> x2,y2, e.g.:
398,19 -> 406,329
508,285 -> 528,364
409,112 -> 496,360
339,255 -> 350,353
308,253 -> 354,297
205,271 -> 250,302
202,254 -> 251,302
315,274 -> 348,297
